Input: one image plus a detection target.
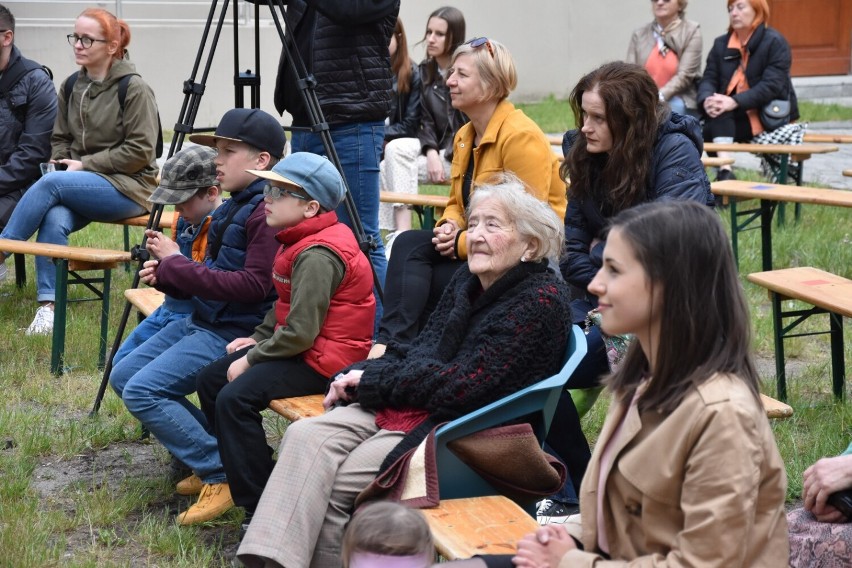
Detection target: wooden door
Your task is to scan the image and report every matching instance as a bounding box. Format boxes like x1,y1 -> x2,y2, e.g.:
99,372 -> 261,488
769,0 -> 852,76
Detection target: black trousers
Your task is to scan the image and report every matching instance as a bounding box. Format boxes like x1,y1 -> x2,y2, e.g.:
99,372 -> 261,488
702,109 -> 754,145
196,346 -> 327,515
377,229 -> 464,344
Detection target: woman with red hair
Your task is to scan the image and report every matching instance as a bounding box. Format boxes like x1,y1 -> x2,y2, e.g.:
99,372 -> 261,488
0,8 -> 159,335
697,0 -> 800,181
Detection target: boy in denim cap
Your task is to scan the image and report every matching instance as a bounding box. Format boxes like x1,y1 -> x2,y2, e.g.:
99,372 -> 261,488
109,108 -> 284,526
191,152 -> 376,527
112,145 -> 223,367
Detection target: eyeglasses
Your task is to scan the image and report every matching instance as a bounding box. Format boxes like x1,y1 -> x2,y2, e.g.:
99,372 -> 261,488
67,34 -> 108,49
263,183 -> 310,201
465,37 -> 494,58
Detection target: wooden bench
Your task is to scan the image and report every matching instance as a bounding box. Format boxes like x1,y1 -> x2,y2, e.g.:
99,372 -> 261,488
0,238 -> 130,374
748,267 -> 852,401
124,287 -> 165,318
711,180 -> 852,271
803,133 -> 852,144
380,190 -> 449,229
843,169 -> 852,178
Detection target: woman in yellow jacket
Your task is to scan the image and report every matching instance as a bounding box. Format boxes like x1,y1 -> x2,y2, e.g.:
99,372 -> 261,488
372,37 -> 565,356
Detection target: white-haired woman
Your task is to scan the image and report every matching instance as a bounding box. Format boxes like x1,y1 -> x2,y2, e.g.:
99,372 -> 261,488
237,177 -> 572,568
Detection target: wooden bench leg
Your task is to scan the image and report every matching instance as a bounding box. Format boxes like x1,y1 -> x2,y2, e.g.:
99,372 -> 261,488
770,291 -> 787,401
14,252 -> 26,288
51,259 -> 69,375
769,291 -> 844,402
830,313 -> 845,400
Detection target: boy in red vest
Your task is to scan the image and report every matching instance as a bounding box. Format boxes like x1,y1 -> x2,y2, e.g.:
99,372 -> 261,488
193,152 -> 376,526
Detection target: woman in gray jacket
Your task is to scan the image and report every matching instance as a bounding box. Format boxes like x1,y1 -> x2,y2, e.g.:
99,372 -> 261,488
626,0 -> 702,115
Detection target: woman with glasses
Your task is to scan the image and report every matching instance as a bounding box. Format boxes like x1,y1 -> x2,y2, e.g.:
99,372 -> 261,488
238,177 -> 572,568
371,37 -> 566,358
626,0 -> 703,116
0,7 -> 158,335
379,7 -> 466,244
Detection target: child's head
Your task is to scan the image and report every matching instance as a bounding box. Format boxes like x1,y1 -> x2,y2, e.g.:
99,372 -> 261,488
591,200 -> 759,412
247,152 -> 346,230
189,108 -> 286,193
342,502 -> 434,568
149,145 -> 222,225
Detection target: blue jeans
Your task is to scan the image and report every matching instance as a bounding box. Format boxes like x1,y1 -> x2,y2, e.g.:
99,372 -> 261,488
109,317 -> 229,483
291,121 -> 386,330
112,303 -> 194,368
0,171 -> 146,302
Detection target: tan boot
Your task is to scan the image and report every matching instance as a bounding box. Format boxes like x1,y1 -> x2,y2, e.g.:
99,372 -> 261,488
177,483 -> 234,525
175,473 -> 203,496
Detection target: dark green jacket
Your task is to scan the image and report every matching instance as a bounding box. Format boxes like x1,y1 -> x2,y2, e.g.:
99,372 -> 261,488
52,56 -> 158,209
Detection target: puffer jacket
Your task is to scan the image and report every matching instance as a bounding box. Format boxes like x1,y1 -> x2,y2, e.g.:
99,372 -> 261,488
384,63 -> 422,141
272,0 -> 399,126
52,56 -> 158,209
560,112 -> 713,304
0,46 -> 57,199
417,59 -> 468,157
697,24 -> 799,120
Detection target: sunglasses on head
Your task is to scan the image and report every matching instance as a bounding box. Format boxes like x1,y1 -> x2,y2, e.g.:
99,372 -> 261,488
263,183 -> 310,201
465,37 -> 495,58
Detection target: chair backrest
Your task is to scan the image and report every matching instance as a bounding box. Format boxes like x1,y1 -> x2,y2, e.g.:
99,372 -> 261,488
434,325 -> 587,501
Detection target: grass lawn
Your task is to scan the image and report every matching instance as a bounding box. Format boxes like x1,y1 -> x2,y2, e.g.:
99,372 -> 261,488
1,100 -> 851,566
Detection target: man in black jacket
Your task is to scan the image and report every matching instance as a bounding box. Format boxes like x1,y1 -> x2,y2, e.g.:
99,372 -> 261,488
266,0 -> 399,325
0,4 -> 57,253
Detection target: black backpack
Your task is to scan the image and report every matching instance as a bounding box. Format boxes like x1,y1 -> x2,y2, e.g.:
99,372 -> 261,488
0,56 -> 52,121
63,71 -> 164,158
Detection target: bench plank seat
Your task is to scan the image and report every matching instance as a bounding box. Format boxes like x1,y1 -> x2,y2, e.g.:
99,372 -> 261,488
124,288 -> 165,318
267,394 -> 325,422
748,267 -> 852,401
380,191 -> 449,228
803,133 -> 852,144
0,238 -> 129,374
843,169 -> 852,178
423,496 -> 539,560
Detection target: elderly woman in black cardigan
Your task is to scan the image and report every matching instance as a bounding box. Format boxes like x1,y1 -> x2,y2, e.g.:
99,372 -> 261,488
237,175 -> 572,568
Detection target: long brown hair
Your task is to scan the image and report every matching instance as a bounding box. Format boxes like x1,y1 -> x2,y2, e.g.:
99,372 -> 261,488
79,8 -> 130,61
560,62 -> 667,213
391,17 -> 413,95
602,201 -> 760,413
420,6 -> 465,86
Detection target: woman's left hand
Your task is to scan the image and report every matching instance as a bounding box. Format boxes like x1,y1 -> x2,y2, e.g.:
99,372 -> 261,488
512,525 -> 577,567
323,370 -> 363,409
433,220 -> 460,258
58,159 -> 83,172
704,93 -> 738,118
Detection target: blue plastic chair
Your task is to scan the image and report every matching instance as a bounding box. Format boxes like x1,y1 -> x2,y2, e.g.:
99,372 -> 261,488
433,325 -> 587,502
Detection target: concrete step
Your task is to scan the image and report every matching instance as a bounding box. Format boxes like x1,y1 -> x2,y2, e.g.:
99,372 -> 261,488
793,76 -> 852,106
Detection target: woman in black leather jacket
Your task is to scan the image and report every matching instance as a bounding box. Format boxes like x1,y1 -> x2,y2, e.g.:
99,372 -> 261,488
379,7 -> 467,238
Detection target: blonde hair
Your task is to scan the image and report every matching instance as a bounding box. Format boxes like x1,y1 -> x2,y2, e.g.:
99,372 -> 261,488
450,38 -> 517,102
341,502 -> 433,567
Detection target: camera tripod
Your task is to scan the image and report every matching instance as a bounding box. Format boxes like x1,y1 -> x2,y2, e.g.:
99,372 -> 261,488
90,0 -> 384,415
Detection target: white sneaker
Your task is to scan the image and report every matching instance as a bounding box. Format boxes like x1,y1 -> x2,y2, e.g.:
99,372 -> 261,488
26,305 -> 54,335
0,262 -> 7,282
